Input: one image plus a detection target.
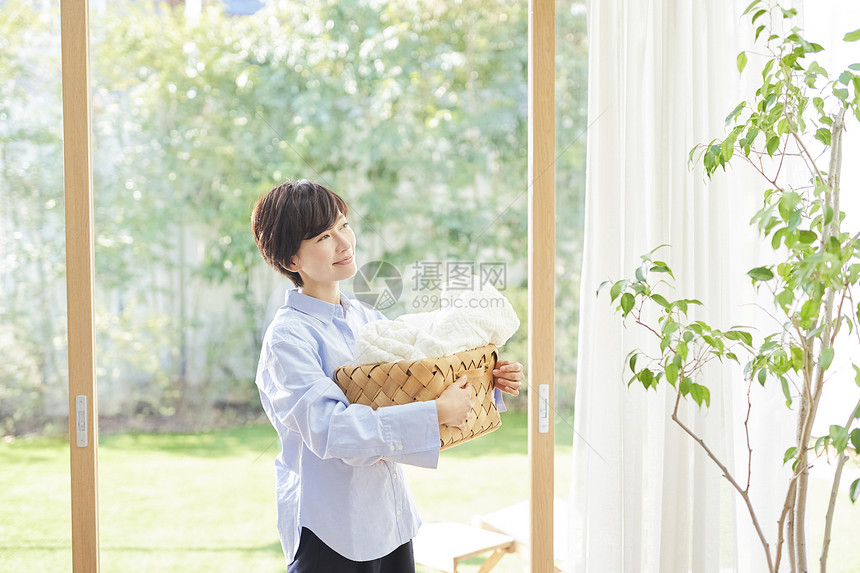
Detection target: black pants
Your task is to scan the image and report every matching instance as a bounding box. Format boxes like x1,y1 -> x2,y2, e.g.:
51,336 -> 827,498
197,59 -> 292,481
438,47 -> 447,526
288,527 -> 415,573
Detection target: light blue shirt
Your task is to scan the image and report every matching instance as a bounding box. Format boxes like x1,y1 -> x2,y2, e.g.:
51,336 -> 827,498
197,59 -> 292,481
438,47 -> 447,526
255,288 -> 441,563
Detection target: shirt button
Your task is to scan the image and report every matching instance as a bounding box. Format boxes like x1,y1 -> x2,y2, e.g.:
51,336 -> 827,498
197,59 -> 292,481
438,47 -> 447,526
398,444 -> 403,450
397,510 -> 402,516
390,445 -> 395,451
392,473 -> 397,479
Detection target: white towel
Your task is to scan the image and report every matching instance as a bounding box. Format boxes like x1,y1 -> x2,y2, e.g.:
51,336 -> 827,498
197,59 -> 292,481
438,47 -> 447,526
351,278 -> 520,365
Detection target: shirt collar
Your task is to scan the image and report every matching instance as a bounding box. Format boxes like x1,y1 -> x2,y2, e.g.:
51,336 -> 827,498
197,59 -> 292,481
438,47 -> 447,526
285,288 -> 351,322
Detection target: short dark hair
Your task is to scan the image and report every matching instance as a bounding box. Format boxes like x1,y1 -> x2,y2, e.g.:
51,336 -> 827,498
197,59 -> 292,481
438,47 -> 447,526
251,179 -> 348,287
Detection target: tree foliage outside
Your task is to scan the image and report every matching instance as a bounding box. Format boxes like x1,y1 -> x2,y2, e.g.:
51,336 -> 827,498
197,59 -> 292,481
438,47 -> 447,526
0,0 -> 587,435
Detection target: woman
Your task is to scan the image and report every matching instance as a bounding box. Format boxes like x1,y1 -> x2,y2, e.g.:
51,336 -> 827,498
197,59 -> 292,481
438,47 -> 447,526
251,179 -> 523,572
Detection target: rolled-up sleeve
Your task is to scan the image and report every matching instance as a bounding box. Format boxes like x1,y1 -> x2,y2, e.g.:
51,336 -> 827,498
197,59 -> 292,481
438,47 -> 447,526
258,337 -> 440,468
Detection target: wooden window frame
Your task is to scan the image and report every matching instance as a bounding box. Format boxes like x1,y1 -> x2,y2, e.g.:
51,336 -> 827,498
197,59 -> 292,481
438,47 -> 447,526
61,1 -> 100,571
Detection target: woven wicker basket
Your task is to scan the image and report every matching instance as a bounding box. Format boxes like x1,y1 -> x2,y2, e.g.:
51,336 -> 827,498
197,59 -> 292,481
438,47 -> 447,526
334,344 -> 501,451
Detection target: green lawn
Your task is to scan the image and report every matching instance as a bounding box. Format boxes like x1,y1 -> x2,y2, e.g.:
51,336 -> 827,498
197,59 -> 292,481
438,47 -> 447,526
0,425 -> 287,572
3,412 -> 858,573
0,411 -> 571,572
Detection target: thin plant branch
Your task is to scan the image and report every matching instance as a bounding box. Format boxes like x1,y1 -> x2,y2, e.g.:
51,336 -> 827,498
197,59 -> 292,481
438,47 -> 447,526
670,389 -> 775,573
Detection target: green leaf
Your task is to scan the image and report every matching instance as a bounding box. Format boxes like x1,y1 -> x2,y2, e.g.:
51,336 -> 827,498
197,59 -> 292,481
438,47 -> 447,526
766,135 -> 781,156
757,368 -> 767,386
830,425 -> 849,452
780,376 -> 792,407
748,266 -> 774,281
662,320 -> 680,337
797,230 -> 817,244
724,329 -> 753,346
850,478 -> 860,504
778,192 -> 802,218
820,347 -> 835,370
814,127 -> 832,146
801,299 -> 820,324
762,58 -> 775,80
787,209 -> 802,232
597,280 -> 611,296
725,101 -> 746,125
650,264 -> 674,277
771,228 -> 787,249
679,377 -> 693,396
742,0 -> 761,16
704,335 -> 724,353
783,446 -> 797,464
665,363 -> 679,386
854,363 -> 860,387
844,29 -> 860,42
651,293 -> 672,309
610,280 -> 624,302
690,383 -> 710,408
638,368 -> 655,389
645,244 -> 671,258
621,292 -> 635,315
834,87 -> 850,102
851,428 -> 860,453
776,289 -> 794,312
737,51 -> 748,74
850,63 -> 860,71
629,353 -> 638,373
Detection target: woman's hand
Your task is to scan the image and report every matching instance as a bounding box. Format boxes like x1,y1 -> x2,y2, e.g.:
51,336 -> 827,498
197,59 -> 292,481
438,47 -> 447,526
436,375 -> 475,430
493,360 -> 523,396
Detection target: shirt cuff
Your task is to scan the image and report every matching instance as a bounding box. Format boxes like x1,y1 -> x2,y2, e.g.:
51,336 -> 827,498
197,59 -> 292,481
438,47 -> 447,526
494,388 -> 507,413
378,400 -> 441,456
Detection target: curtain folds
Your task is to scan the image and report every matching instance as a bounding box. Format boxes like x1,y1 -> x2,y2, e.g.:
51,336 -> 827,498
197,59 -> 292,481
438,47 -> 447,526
569,1 -> 793,571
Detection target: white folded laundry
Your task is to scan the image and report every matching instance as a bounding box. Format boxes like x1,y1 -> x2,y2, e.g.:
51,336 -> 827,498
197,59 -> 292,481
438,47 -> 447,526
351,278 -> 520,365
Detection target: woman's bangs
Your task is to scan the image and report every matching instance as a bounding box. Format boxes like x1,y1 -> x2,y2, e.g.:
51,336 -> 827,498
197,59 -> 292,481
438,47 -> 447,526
302,187 -> 347,240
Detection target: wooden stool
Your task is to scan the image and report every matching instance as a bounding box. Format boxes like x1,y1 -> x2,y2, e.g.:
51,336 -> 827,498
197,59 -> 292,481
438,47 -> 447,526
413,521 -> 516,573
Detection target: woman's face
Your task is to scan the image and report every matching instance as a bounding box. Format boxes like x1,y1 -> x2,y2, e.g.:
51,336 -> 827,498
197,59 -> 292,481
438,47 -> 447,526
289,212 -> 357,287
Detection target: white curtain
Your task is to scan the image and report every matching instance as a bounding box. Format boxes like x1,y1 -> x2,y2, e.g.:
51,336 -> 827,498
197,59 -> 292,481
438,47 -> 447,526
568,1 -> 797,571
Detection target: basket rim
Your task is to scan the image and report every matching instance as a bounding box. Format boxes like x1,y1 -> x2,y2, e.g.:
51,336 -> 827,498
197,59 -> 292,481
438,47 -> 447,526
339,343 -> 498,372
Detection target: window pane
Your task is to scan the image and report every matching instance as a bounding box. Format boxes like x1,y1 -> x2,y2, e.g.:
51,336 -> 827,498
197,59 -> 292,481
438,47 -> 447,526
0,1 -> 72,569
